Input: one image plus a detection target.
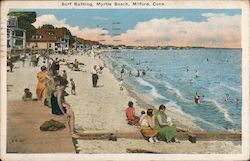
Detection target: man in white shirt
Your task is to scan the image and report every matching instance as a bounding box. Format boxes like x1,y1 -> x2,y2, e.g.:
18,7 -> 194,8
91,65 -> 98,87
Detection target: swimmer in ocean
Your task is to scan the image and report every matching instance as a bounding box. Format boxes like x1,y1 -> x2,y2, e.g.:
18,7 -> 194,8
225,94 -> 230,102
195,70 -> 199,78
194,91 -> 201,105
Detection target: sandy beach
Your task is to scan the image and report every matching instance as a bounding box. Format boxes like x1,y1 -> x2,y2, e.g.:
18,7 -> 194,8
6,51 -> 241,153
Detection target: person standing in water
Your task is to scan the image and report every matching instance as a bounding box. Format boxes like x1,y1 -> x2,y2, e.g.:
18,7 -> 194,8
129,71 -> 133,77
137,70 -> 140,77
195,70 -> 199,78
142,69 -> 146,76
194,91 -> 201,105
120,66 -> 125,79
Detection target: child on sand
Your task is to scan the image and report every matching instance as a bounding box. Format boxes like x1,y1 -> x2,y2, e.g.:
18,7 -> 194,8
139,110 -> 145,125
22,88 -> 33,101
70,78 -> 76,95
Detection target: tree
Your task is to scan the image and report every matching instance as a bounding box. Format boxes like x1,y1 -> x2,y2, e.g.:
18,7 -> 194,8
41,24 -> 55,29
8,12 -> 37,40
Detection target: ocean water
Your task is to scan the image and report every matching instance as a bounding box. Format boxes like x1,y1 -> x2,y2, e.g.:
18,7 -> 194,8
103,48 -> 242,132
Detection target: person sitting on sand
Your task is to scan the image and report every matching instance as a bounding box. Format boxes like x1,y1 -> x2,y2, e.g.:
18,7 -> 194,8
125,101 -> 140,126
51,84 -> 80,139
194,91 -> 201,105
139,110 -> 145,125
140,108 -> 159,143
73,59 -> 80,71
154,105 -> 180,143
22,88 -> 33,101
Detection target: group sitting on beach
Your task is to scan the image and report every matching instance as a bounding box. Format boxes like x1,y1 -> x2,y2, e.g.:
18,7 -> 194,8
125,101 -> 180,144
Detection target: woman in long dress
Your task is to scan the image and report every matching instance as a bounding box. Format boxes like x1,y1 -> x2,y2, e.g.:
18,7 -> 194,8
36,66 -> 51,101
154,104 -> 180,143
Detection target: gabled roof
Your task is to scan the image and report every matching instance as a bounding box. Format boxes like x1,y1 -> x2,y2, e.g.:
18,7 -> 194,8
28,28 -> 68,42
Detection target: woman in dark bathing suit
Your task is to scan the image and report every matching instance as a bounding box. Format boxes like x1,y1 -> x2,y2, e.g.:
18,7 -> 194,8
51,85 -> 79,138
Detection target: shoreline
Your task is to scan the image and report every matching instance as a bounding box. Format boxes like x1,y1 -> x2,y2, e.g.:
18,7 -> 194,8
6,51 -> 241,154
101,53 -> 203,132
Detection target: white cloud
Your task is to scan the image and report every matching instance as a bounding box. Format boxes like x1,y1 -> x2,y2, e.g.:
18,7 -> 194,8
119,13 -> 241,48
33,14 -> 112,42
33,13 -> 241,48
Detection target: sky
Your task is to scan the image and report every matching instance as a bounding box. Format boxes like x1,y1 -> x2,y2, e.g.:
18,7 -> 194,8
11,9 -> 241,48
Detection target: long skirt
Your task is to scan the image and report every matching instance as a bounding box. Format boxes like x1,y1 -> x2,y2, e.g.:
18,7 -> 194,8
157,125 -> 177,142
140,126 -> 158,138
36,86 -> 46,101
92,74 -> 98,87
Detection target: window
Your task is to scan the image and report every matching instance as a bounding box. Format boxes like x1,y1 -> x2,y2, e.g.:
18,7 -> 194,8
49,43 -> 52,48
15,40 -> 23,46
15,30 -> 23,37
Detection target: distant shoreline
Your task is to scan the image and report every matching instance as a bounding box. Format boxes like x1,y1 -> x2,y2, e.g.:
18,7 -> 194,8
107,45 -> 241,50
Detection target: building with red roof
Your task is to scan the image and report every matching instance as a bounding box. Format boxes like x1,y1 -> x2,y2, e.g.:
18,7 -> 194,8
73,36 -> 99,51
26,27 -> 70,53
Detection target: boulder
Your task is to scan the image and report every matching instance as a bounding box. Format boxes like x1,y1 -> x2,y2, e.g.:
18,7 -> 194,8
40,119 -> 66,131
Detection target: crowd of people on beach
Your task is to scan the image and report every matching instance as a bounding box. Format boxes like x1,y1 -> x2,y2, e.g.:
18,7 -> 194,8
125,101 -> 180,144
17,49 -> 109,138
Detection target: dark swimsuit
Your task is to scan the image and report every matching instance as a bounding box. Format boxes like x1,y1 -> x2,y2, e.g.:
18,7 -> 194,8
51,93 -> 66,115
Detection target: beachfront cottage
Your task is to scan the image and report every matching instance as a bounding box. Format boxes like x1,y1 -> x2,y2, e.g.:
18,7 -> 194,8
7,16 -> 26,54
73,36 -> 99,51
26,28 -> 70,53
